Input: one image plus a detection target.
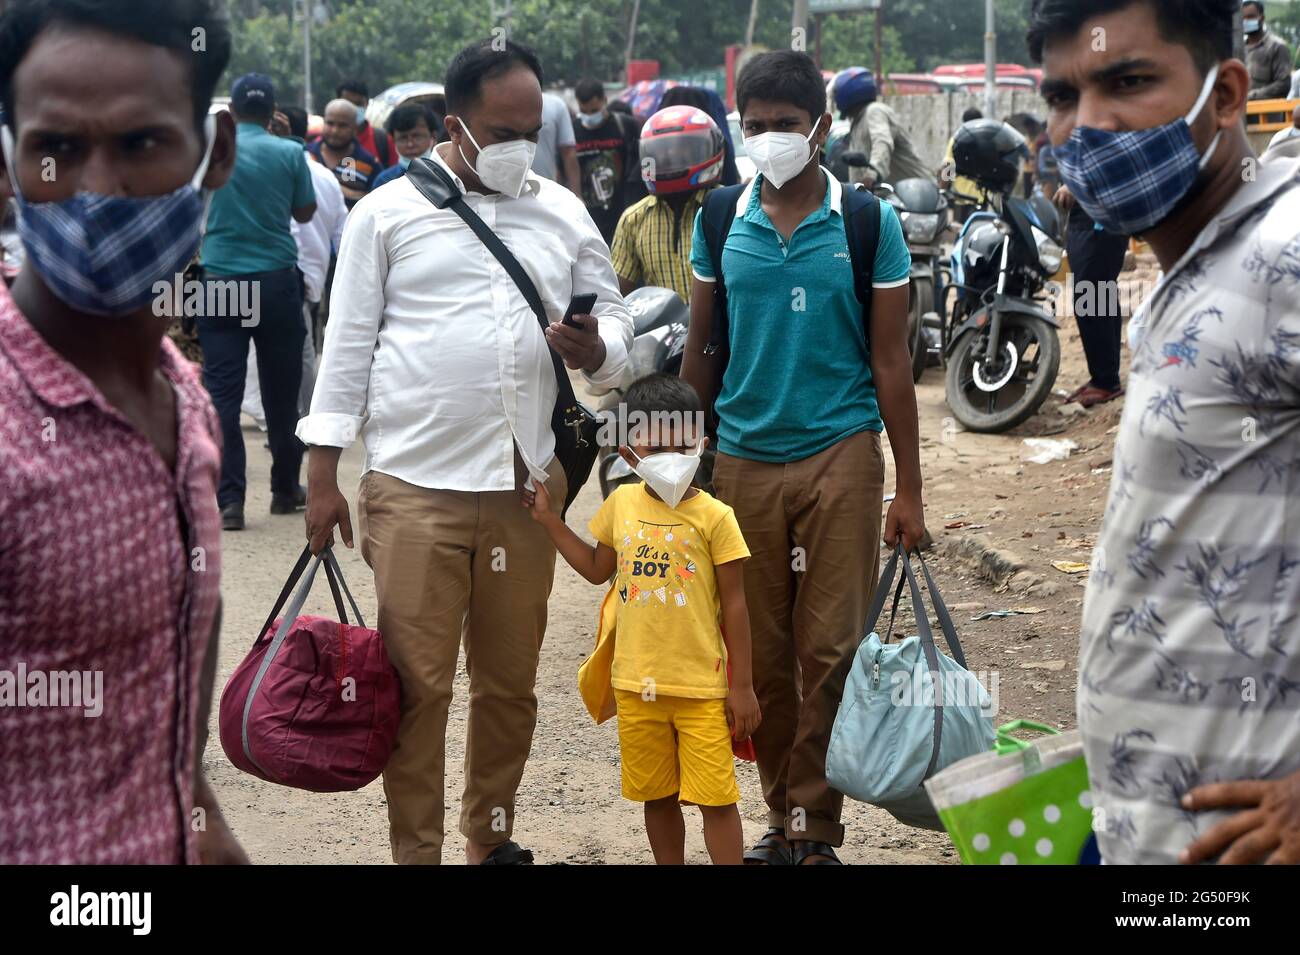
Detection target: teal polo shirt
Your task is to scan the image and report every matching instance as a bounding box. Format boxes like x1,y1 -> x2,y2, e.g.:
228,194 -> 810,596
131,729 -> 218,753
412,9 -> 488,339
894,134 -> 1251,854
690,167 -> 910,463
202,123 -> 316,277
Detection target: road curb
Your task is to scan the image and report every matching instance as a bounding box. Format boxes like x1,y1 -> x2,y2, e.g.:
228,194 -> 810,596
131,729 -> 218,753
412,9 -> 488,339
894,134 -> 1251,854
937,533 -> 1058,597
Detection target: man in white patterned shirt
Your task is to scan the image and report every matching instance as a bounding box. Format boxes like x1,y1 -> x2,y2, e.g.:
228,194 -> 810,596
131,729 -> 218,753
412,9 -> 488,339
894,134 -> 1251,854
1033,0 -> 1300,865
299,38 -> 632,866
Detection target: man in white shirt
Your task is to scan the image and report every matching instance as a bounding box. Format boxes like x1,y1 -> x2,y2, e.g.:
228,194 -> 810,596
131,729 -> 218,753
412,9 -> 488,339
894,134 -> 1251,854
244,106 -> 348,425
298,38 -> 633,866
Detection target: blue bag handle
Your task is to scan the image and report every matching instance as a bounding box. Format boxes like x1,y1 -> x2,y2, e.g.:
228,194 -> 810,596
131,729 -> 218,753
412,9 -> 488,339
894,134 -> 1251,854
863,544 -> 968,670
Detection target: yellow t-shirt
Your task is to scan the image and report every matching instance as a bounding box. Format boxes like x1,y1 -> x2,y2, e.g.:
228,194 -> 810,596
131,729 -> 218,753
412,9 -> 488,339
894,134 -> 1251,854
944,136 -> 983,205
588,483 -> 750,699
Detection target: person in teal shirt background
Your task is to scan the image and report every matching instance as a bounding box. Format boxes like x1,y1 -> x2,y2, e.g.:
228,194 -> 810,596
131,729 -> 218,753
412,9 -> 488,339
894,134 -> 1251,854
198,73 -> 317,531
681,49 -> 927,867
202,86 -> 315,278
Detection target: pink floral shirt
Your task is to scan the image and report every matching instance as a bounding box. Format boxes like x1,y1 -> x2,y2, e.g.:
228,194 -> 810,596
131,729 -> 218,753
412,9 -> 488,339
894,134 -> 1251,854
0,283 -> 223,863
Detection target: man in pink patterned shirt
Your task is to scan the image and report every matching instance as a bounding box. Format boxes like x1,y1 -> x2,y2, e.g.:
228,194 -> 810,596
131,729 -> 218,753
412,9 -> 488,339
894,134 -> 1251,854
0,0 -> 245,863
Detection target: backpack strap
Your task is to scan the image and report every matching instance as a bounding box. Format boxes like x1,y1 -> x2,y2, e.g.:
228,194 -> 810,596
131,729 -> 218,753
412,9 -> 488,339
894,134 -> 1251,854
841,181 -> 882,346
700,184 -> 744,358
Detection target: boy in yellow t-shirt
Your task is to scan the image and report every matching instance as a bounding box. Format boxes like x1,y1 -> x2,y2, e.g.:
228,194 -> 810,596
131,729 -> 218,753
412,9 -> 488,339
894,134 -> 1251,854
523,373 -> 758,864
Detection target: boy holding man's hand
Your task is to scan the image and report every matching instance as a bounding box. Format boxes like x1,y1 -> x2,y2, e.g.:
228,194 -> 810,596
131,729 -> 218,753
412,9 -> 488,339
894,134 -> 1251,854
524,374 -> 757,864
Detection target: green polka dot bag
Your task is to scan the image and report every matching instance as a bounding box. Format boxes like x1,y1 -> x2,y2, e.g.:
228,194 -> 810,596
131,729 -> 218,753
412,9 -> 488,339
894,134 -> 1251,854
924,721 -> 1094,865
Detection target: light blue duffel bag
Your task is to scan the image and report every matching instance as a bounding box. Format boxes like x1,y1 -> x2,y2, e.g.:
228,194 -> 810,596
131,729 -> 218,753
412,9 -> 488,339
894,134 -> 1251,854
826,545 -> 995,830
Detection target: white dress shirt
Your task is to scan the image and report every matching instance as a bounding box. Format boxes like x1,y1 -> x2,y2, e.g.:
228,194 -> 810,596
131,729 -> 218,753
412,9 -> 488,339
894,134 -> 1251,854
296,144 -> 633,492
1268,123 -> 1300,153
293,154 -> 348,303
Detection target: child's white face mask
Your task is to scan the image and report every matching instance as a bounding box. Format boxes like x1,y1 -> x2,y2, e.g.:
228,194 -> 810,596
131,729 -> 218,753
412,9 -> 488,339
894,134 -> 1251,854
630,444 -> 702,508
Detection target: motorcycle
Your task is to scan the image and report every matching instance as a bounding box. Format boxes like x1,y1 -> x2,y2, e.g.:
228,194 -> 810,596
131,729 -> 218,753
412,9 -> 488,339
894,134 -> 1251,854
594,286 -> 717,498
939,185 -> 1064,432
842,152 -> 945,383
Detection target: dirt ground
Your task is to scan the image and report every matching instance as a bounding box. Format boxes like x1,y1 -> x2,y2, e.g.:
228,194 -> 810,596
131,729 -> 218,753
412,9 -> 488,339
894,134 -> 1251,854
206,259 -> 1154,864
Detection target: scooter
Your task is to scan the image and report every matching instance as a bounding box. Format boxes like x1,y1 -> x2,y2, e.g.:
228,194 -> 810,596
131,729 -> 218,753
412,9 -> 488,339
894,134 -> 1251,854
939,185 -> 1065,432
842,152 -> 945,383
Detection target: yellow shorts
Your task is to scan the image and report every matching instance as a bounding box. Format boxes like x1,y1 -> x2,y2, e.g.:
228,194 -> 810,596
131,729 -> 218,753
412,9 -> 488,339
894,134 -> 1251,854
614,689 -> 740,806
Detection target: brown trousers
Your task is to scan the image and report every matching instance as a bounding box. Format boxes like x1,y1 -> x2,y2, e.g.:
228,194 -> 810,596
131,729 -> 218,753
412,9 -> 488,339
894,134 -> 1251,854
357,454 -> 566,864
712,430 -> 884,847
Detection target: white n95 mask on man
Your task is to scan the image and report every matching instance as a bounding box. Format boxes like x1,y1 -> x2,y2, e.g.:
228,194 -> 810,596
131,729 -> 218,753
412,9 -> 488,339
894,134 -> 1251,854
452,117 -> 537,198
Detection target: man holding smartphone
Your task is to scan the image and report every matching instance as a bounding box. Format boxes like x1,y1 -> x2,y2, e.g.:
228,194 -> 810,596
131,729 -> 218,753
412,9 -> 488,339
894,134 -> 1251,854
298,38 -> 632,866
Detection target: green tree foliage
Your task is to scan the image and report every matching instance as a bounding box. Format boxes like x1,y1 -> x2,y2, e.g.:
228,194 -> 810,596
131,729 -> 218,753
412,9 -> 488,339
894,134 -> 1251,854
886,0 -> 1031,73
1269,1 -> 1300,65
223,0 -> 1038,107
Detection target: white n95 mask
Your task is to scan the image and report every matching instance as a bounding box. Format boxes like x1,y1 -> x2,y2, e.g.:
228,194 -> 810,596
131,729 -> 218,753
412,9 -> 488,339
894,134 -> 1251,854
452,117 -> 537,198
630,445 -> 702,508
745,117 -> 823,189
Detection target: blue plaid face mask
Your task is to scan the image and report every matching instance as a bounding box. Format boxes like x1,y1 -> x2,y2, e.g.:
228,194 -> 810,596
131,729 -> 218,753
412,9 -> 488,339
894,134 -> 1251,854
1055,65 -> 1222,236
0,115 -> 216,317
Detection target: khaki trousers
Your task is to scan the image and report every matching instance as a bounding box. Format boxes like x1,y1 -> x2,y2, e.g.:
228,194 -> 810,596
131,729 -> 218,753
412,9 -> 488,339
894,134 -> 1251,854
358,454 -> 566,864
712,430 -> 884,847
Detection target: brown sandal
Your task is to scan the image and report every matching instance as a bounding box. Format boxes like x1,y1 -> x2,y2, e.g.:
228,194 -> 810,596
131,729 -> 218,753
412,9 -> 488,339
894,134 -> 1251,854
1075,385 -> 1124,408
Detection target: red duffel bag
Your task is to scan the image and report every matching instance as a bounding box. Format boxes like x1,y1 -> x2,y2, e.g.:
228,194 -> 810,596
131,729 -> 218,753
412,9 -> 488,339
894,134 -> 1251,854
219,544 -> 400,792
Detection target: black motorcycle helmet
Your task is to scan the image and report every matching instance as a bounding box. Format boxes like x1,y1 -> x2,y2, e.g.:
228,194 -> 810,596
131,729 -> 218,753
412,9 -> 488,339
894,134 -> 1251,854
952,119 -> 1030,194
892,177 -> 944,214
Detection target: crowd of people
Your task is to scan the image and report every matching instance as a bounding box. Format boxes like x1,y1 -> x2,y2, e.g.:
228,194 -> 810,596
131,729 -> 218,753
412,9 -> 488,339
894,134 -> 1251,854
0,0 -> 1298,869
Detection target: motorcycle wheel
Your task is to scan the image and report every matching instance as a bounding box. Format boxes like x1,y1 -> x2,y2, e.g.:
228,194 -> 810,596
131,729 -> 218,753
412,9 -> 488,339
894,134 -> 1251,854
945,313 -> 1060,433
908,277 -> 932,384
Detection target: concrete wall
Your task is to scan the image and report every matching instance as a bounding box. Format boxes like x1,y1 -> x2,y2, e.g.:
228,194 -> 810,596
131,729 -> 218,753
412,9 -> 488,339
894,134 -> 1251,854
881,89 -> 1049,170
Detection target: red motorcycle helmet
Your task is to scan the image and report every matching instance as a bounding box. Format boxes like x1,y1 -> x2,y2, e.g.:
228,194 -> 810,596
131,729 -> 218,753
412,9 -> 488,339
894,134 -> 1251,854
640,106 -> 725,195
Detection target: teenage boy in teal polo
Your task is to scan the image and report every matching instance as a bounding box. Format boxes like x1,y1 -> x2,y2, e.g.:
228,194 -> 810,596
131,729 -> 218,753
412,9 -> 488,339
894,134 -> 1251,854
681,50 -> 927,866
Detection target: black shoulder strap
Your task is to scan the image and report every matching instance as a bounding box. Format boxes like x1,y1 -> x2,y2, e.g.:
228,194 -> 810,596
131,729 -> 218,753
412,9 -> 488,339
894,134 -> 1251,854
375,128 -> 393,167
405,157 -> 581,411
841,181 -> 882,343
700,184 -> 743,355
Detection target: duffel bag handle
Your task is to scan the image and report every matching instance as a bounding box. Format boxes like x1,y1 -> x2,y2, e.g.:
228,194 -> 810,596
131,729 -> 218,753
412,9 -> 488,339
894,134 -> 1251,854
863,544 -> 968,671
240,545 -> 367,775
253,544 -> 363,644
321,547 -> 366,629
914,549 -> 967,671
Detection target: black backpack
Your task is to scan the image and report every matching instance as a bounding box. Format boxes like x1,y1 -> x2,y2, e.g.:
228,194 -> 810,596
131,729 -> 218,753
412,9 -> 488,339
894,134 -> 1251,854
699,180 -> 883,373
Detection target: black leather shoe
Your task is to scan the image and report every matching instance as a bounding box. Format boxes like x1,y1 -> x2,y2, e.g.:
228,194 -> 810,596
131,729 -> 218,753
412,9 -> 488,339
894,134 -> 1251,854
221,503 -> 245,531
270,485 -> 307,515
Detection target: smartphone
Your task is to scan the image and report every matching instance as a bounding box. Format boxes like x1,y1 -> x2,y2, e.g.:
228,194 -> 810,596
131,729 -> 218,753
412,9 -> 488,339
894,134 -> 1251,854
561,292 -> 599,329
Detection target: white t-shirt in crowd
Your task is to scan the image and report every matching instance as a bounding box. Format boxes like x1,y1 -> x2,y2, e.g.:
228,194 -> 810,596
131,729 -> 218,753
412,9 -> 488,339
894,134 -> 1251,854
531,92 -> 575,181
